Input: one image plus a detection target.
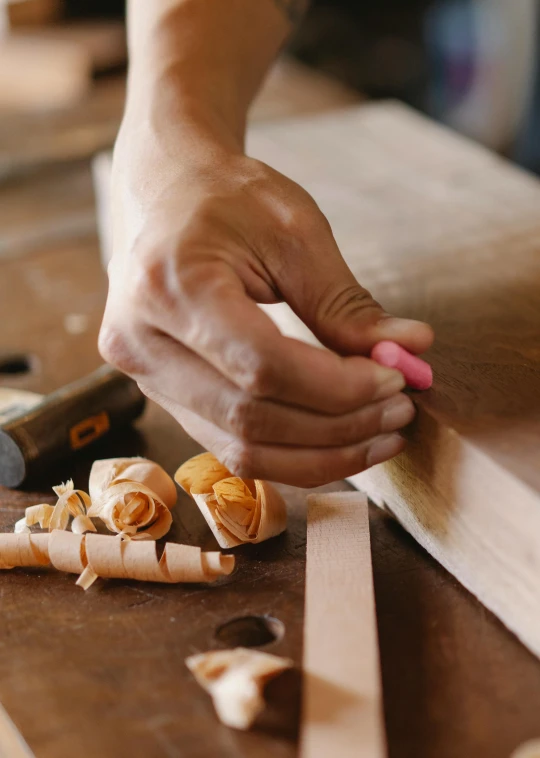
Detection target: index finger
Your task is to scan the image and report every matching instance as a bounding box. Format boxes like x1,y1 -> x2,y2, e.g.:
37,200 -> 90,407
156,270 -> 405,415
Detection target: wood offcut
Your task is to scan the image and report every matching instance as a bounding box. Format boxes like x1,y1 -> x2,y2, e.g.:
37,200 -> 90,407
301,491 -> 386,758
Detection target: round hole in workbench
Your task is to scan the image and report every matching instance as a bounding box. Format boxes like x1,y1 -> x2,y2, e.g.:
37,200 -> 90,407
0,354 -> 33,376
215,615 -> 285,648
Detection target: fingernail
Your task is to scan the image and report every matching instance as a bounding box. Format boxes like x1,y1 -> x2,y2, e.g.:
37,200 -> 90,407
367,433 -> 404,467
381,394 -> 416,432
374,366 -> 405,400
379,316 -> 431,333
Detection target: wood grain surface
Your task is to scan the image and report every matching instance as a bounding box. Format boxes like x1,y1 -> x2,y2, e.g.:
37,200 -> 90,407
301,492 -> 386,758
248,102 -> 540,659
0,162 -> 96,260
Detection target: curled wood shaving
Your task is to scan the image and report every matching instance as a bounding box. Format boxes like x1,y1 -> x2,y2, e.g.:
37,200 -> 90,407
174,452 -> 232,495
0,531 -> 235,590
88,458 -> 177,540
175,453 -> 287,549
185,647 -> 293,730
15,482 -> 93,535
14,503 -> 55,534
71,514 -> 97,535
50,480 -> 91,532
14,519 -> 30,535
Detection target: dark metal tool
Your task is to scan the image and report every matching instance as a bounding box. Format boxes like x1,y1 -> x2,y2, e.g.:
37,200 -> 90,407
0,365 -> 146,488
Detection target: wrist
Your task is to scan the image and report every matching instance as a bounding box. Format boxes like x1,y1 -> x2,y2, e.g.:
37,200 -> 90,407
124,61 -> 247,154
125,0 -> 290,153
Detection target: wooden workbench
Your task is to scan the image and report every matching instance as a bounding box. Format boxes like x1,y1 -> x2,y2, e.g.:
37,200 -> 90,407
1,63 -> 540,758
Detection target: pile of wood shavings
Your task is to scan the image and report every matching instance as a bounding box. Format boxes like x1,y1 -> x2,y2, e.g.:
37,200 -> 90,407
15,457 -> 176,540
3,456 -> 237,589
1,453 -> 293,730
2,452 -> 287,594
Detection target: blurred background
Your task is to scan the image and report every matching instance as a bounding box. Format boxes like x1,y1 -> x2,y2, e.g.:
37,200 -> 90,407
292,0 -> 540,170
2,0 -> 540,172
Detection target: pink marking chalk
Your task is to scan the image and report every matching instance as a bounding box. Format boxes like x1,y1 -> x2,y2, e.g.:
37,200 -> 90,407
371,341 -> 433,391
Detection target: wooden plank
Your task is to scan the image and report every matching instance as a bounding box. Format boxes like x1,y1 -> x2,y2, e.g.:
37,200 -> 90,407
251,58 -> 360,123
301,492 -> 386,758
247,102 -> 540,659
0,34 -> 90,112
0,76 -> 125,180
12,21 -> 127,73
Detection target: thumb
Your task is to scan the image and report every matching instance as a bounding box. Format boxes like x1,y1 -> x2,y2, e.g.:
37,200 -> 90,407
278,223 -> 434,356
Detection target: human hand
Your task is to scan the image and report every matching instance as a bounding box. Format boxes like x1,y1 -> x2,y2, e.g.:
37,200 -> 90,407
100,114 -> 433,487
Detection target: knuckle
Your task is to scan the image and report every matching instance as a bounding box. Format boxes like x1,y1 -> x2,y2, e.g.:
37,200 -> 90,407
129,236 -> 231,315
98,324 -> 141,375
226,395 -> 261,441
129,252 -> 170,310
237,355 -> 278,398
280,204 -> 314,239
329,407 -> 380,447
318,284 -> 381,324
221,442 -> 257,480
174,260 -> 230,302
326,423 -> 358,448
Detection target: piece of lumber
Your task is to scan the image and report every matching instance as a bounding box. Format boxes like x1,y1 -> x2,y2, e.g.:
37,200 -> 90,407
247,101 -> 540,660
301,491 -> 386,758
11,21 -> 127,73
0,75 -> 125,179
0,34 -> 90,112
251,58 -> 360,122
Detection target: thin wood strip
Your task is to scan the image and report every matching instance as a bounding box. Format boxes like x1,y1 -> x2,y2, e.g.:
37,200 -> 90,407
301,492 -> 386,758
0,702 -> 35,758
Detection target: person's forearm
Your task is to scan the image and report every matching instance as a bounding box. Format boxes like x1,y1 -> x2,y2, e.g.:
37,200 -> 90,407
105,1 -> 434,489
126,0 -> 308,148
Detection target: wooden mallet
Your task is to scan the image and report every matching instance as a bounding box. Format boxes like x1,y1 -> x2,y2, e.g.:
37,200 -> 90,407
0,365 -> 145,488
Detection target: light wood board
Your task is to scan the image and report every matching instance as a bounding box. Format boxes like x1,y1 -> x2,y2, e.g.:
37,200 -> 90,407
301,492 -> 386,758
248,102 -> 540,659
12,21 -> 127,72
0,34 -> 90,112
